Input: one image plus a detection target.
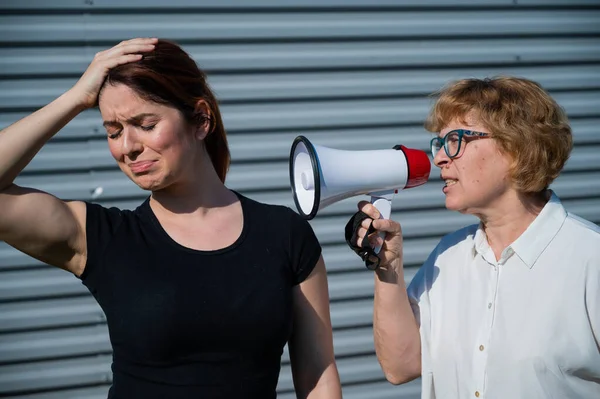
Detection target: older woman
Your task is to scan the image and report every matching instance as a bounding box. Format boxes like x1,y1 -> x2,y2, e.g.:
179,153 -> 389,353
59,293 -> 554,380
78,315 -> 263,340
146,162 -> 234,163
352,76 -> 599,398
0,38 -> 341,399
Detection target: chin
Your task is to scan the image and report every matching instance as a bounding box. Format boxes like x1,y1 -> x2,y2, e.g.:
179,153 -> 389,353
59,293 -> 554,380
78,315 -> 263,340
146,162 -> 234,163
139,180 -> 169,192
444,197 -> 459,211
445,198 -> 469,214
127,173 -> 166,192
135,182 -> 161,192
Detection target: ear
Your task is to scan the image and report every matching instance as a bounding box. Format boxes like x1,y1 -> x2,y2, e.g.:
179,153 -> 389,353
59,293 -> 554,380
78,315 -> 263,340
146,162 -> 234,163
193,99 -> 212,140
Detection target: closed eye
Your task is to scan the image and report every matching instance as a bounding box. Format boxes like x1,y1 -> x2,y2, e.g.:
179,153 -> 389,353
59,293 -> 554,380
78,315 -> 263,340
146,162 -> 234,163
108,130 -> 121,140
140,124 -> 156,132
105,121 -> 156,139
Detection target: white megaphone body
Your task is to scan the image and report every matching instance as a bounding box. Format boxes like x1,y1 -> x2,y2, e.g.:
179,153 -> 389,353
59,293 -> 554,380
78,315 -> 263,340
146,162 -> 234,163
289,135 -> 431,253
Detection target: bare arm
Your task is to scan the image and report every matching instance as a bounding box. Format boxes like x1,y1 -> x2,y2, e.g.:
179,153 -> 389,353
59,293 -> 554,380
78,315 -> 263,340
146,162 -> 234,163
356,201 -> 421,384
0,38 -> 157,275
0,186 -> 87,275
373,261 -> 421,384
288,256 -> 342,399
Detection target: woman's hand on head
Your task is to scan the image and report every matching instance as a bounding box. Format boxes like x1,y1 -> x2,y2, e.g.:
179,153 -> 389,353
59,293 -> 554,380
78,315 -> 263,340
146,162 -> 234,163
356,200 -> 403,269
71,38 -> 158,109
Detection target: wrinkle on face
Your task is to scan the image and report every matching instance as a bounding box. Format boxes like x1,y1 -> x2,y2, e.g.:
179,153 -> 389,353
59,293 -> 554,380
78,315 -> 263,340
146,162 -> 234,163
439,117 -> 513,216
98,83 -> 199,192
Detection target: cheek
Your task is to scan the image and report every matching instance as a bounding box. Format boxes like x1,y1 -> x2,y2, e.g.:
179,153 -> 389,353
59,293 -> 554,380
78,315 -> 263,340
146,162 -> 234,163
474,157 -> 486,184
151,122 -> 187,147
107,140 -> 121,160
456,155 -> 488,186
151,131 -> 175,150
471,154 -> 510,188
158,128 -> 196,159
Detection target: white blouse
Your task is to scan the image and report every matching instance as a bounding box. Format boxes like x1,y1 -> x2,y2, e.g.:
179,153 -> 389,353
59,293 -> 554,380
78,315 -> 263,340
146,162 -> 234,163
408,193 -> 600,399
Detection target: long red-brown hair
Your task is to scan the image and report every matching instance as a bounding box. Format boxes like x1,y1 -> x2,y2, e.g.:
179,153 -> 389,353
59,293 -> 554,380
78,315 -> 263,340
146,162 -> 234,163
103,39 -> 230,182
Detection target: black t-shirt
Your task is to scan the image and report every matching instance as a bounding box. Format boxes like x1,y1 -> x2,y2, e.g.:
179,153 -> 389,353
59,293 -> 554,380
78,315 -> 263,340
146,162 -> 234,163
80,191 -> 321,399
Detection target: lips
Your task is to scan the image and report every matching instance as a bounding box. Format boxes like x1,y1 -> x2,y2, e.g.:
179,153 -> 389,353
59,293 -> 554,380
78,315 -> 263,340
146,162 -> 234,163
128,160 -> 155,174
441,174 -> 458,185
441,175 -> 458,193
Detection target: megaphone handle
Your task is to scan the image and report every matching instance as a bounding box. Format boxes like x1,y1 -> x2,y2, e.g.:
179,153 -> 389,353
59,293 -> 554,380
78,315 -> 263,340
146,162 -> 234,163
370,196 -> 392,255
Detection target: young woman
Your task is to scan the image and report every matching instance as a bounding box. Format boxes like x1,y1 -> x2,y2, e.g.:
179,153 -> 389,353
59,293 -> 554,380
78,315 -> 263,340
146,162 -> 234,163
0,38 -> 341,399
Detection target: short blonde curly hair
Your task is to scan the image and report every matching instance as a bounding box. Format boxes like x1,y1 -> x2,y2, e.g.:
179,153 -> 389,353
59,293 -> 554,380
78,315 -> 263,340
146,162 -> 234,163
425,76 -> 573,193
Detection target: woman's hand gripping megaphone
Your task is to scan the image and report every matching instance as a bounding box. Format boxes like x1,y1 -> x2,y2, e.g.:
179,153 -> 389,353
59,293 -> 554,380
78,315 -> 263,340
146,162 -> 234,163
349,200 -> 403,270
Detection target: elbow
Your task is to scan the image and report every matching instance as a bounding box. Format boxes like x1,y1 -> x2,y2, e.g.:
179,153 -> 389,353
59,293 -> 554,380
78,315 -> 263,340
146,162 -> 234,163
379,350 -> 421,385
373,322 -> 423,385
383,362 -> 421,385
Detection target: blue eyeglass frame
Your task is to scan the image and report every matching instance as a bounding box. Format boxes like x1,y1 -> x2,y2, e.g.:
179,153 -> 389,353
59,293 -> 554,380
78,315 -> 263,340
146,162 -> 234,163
430,129 -> 490,159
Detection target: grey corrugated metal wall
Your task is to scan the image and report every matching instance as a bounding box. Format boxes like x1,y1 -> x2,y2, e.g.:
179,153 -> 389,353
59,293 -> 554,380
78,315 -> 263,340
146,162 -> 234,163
1,1 -> 599,398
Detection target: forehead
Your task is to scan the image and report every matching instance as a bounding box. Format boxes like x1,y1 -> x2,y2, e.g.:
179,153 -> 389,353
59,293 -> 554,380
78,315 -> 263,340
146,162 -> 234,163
98,84 -> 162,118
440,114 -> 488,136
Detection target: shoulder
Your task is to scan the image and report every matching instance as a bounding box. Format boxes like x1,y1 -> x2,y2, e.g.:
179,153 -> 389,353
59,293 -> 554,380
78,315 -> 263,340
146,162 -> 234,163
416,223 -> 479,272
85,201 -> 123,223
238,192 -> 305,226
564,211 -> 600,238
442,223 -> 479,242
84,200 -> 147,236
85,201 -> 121,215
546,193 -> 600,255
85,200 -> 140,219
410,223 -> 478,288
432,223 -> 479,257
559,212 -> 600,267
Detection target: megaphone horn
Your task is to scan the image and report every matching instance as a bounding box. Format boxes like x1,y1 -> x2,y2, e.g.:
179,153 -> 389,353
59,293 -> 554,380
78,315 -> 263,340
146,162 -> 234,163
289,135 -> 431,253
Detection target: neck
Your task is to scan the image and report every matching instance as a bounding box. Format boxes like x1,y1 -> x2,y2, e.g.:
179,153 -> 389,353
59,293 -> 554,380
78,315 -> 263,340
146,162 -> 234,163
477,190 -> 549,259
150,156 -> 236,217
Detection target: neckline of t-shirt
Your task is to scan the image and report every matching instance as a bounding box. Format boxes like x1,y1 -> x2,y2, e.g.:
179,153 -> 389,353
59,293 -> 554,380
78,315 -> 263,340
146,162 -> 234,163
141,190 -> 249,256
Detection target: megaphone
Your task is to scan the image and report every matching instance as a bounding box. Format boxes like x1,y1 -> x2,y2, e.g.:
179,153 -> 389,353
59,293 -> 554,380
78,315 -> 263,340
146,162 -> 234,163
289,135 -> 431,252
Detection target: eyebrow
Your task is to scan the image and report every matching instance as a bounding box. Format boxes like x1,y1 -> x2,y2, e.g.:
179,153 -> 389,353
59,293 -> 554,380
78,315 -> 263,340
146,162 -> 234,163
102,113 -> 159,128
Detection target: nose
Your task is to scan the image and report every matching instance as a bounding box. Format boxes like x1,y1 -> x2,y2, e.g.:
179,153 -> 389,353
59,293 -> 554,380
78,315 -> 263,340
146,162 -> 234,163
121,127 -> 143,158
433,146 -> 450,168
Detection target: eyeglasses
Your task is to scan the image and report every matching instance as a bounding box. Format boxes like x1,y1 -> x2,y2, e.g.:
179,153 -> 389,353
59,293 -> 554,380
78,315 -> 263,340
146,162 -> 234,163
430,129 -> 490,159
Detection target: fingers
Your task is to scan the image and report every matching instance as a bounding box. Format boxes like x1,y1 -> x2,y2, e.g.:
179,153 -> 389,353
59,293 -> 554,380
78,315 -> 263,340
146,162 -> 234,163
353,200 -> 403,267
357,201 -> 402,232
357,200 -> 380,220
110,53 -> 144,68
356,224 -> 384,248
118,37 -> 158,46
358,212 -> 400,235
72,38 -> 159,109
114,38 -> 158,53
372,218 -> 401,234
94,38 -> 158,62
114,38 -> 159,51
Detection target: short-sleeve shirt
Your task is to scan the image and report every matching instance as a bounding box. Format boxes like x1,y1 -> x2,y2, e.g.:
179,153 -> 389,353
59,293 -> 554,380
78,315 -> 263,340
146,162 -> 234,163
407,192 -> 600,399
80,191 -> 321,399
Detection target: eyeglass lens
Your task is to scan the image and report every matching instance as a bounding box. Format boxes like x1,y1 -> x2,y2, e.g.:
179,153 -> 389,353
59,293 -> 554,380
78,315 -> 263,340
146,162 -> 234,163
432,131 -> 461,158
